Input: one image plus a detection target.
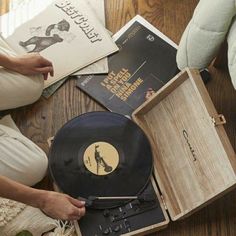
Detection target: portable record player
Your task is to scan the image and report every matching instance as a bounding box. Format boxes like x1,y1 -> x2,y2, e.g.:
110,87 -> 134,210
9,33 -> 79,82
49,68 -> 236,236
49,111 -> 167,236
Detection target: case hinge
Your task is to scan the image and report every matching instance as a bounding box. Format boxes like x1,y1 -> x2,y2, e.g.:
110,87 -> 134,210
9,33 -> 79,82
211,114 -> 226,126
160,195 -> 168,210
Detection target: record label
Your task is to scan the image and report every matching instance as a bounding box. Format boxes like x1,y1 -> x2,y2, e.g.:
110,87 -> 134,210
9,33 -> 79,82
83,141 -> 119,176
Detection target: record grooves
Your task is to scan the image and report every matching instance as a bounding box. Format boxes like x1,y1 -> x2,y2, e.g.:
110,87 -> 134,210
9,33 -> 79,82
49,111 -> 153,209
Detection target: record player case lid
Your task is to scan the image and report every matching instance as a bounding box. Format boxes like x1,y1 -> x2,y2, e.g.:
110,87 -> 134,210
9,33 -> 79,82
132,68 -> 236,221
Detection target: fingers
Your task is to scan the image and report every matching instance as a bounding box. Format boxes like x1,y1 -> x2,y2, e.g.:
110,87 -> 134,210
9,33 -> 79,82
38,55 -> 54,76
66,196 -> 86,220
38,56 -> 53,67
67,205 -> 86,221
43,73 -> 48,80
31,53 -> 54,78
79,206 -> 86,217
10,53 -> 55,77
69,197 -> 86,208
36,66 -> 54,77
50,68 -> 54,77
40,192 -> 86,221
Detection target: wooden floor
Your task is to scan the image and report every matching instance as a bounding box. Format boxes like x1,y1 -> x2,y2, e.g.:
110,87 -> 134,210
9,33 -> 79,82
1,0 -> 236,235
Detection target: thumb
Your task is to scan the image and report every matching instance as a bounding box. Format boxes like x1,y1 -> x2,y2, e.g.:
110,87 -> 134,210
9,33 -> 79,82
36,66 -> 54,75
43,73 -> 48,80
68,197 -> 86,208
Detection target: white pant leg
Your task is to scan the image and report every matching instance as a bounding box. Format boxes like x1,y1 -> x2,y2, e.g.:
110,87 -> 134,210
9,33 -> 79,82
176,0 -> 235,70
0,115 -> 48,186
0,37 -> 44,111
227,16 -> 236,89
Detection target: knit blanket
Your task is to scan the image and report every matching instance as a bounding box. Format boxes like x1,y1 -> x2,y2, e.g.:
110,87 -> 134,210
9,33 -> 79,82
0,197 -> 75,236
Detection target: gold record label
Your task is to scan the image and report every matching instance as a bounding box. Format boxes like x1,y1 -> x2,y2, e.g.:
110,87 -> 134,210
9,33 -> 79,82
83,142 -> 119,176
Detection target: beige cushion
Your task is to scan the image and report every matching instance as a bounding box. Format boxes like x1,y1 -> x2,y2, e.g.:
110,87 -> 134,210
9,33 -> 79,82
177,0 -> 236,89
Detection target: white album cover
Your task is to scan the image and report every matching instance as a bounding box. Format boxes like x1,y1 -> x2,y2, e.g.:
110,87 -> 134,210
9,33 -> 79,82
3,0 -> 118,88
73,0 -> 109,76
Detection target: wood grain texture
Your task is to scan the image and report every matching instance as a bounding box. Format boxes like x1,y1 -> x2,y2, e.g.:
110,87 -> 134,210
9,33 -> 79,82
133,69 -> 236,222
0,0 -> 9,15
1,0 -> 236,235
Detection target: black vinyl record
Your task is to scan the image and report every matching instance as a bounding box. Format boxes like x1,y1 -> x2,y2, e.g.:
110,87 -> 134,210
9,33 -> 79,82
49,111 -> 153,209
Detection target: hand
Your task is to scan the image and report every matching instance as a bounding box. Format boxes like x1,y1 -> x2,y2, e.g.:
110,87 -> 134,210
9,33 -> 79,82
37,190 -> 86,220
9,53 -> 54,80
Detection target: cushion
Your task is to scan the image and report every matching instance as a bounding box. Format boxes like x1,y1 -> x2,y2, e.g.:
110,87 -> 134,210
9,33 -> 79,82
176,0 -> 236,89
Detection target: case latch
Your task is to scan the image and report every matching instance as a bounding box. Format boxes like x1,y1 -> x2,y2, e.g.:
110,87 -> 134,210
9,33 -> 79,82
211,114 -> 226,126
160,195 -> 168,210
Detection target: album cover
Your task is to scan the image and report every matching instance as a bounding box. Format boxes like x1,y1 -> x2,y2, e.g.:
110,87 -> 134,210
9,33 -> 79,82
1,0 -> 118,88
75,15 -> 179,116
72,0 -> 109,76
0,0 -> 109,77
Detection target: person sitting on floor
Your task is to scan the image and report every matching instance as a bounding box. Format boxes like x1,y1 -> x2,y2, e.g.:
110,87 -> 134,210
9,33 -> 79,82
0,37 -> 85,222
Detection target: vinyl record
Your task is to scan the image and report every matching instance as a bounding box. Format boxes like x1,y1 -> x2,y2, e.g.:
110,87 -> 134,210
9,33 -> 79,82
49,111 -> 153,209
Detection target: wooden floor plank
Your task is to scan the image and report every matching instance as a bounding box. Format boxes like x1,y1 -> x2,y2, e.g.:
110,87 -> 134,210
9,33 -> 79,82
0,0 -> 10,15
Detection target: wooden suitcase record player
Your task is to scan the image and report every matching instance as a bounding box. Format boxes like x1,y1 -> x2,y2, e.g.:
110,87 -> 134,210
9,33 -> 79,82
127,68 -> 236,235
63,68 -> 236,236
